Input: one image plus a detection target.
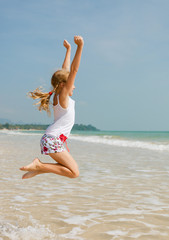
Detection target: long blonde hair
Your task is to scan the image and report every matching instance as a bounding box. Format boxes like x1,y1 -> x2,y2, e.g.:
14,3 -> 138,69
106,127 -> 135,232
28,69 -> 69,115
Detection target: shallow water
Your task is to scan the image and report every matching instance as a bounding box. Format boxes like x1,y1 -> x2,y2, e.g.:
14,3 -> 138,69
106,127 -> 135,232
0,130 -> 169,239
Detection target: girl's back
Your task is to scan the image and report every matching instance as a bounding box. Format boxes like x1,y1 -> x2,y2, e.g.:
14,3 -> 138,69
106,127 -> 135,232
45,94 -> 75,138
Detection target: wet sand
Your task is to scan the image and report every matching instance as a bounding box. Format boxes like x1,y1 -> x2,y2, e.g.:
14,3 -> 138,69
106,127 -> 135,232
0,132 -> 169,239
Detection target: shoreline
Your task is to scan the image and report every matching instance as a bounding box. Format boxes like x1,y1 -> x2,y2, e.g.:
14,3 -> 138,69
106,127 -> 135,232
0,123 -> 100,131
0,128 -> 44,131
1,129 -> 169,152
1,128 -> 169,133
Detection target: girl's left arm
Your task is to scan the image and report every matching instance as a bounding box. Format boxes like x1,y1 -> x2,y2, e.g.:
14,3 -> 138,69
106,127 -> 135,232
59,36 -> 84,108
65,36 -> 84,91
62,40 -> 71,71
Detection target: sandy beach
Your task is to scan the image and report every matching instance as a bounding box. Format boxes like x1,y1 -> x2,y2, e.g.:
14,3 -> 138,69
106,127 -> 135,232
0,130 -> 169,239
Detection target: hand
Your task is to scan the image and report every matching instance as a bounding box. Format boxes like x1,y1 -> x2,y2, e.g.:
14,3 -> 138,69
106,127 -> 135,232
63,40 -> 71,49
74,36 -> 84,47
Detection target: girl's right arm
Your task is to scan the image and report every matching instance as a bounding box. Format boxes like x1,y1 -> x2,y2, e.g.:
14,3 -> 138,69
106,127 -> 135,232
62,40 -> 71,71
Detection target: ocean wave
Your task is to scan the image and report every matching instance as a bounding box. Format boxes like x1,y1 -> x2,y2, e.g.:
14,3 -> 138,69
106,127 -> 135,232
1,130 -> 169,152
0,129 -> 42,136
69,135 -> 169,152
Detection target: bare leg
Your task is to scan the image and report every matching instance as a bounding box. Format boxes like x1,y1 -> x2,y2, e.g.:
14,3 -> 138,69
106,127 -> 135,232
21,164 -> 62,179
22,163 -> 73,179
20,151 -> 79,179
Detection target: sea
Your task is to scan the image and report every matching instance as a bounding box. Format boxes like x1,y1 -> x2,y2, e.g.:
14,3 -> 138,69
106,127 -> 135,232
0,129 -> 169,240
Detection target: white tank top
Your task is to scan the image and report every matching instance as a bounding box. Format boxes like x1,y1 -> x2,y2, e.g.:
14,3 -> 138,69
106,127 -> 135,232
45,95 -> 75,138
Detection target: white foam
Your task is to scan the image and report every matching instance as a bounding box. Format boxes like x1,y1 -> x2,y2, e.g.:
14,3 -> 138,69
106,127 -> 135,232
57,205 -> 69,211
63,213 -> 100,225
109,218 -> 157,229
12,196 -> 27,203
70,135 -> 169,152
137,197 -> 164,206
130,229 -> 168,238
107,208 -> 144,216
0,129 -> 42,136
0,221 -> 56,240
60,227 -> 84,240
136,170 -> 166,172
106,230 -> 129,237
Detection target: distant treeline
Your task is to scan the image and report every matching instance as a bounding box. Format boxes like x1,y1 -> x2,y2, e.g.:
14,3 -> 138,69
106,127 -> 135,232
0,123 -> 99,131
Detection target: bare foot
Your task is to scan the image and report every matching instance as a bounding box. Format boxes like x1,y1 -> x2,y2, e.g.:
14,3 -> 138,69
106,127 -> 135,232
22,171 -> 40,179
20,158 -> 41,172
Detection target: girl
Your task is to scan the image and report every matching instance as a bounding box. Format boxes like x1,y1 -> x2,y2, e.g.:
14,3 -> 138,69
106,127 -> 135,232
20,35 -> 84,179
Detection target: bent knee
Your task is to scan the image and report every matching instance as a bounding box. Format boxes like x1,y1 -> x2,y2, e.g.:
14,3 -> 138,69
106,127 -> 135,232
71,169 -> 80,178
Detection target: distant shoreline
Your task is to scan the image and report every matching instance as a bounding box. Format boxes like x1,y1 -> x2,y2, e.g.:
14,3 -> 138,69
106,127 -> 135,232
0,123 -> 100,132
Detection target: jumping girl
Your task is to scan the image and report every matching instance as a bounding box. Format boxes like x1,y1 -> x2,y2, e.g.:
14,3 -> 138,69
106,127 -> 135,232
20,35 -> 84,179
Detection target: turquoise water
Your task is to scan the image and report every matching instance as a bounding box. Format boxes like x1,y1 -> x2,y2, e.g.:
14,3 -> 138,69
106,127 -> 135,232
18,129 -> 169,147
20,129 -> 169,141
5,129 -> 169,152
72,130 -> 169,142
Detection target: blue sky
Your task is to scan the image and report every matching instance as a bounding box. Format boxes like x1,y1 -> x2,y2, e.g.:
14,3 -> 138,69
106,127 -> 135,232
1,0 -> 169,131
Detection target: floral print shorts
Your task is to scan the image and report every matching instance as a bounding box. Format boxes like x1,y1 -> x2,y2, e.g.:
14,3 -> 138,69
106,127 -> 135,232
40,134 -> 66,155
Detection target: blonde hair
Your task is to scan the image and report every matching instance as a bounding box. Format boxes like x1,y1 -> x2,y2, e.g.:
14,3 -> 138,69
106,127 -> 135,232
28,69 -> 70,115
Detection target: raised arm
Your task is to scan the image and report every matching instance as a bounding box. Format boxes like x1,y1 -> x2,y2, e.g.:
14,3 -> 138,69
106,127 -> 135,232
65,36 -> 84,90
62,40 -> 71,71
